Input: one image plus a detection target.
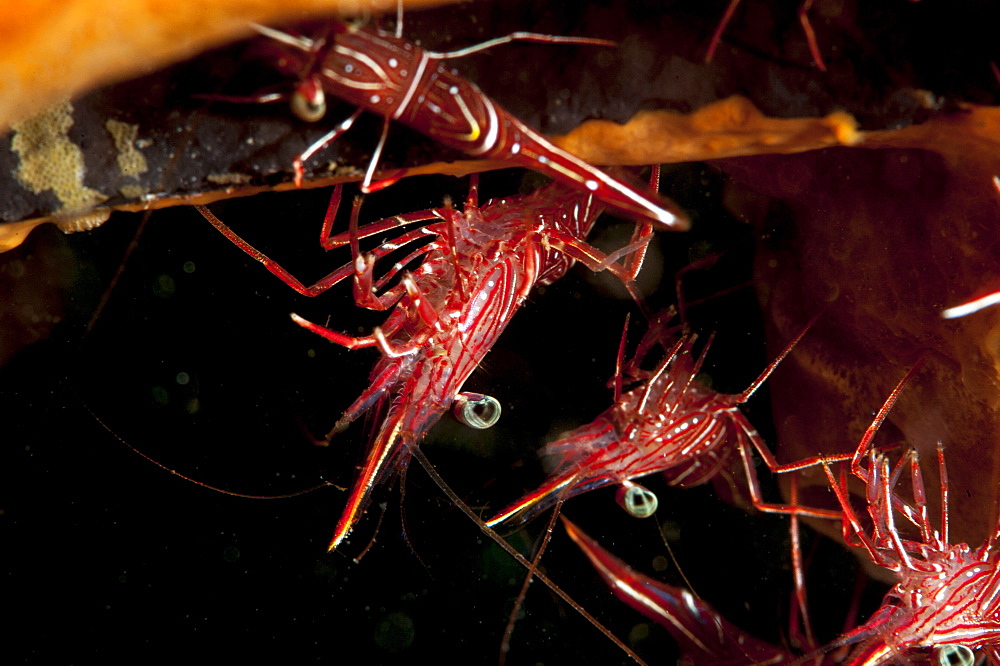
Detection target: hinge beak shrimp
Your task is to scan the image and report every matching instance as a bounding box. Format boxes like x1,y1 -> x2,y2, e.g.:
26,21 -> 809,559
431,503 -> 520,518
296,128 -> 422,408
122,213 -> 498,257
198,175 -> 655,552
486,314 -> 842,529
232,18 -> 690,230
806,365 -> 1000,665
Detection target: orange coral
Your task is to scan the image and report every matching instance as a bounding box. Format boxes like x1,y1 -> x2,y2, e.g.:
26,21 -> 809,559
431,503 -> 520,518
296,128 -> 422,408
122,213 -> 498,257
0,0 -> 456,132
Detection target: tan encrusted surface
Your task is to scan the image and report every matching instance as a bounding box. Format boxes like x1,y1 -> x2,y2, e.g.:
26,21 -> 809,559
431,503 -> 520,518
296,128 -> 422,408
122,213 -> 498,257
552,97 -> 860,166
11,100 -> 107,215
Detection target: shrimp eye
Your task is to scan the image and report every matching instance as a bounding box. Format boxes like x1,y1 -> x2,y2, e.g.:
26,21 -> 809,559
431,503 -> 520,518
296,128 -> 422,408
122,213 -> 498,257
936,644 -> 975,666
617,482 -> 658,518
452,393 -> 501,429
290,86 -> 326,122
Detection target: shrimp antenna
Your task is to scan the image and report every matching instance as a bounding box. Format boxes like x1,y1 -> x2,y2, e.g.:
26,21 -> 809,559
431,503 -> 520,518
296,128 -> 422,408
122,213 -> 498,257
80,394 -> 342,500
499,499 -> 564,665
410,447 -> 648,665
252,24 -> 315,51
613,313 -> 630,403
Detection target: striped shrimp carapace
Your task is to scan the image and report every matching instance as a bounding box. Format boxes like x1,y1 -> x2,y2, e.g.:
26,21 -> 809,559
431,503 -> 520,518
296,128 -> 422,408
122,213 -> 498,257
232,18 -> 689,230
197,175 -> 653,551
813,368 -> 1000,665
486,313 -> 844,528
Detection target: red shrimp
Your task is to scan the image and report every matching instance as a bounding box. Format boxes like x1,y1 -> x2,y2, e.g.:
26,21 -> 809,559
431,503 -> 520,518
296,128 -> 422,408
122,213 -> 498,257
812,370 -> 1000,665
235,18 -> 689,230
196,177 -> 651,551
486,315 -> 843,528
563,516 -> 794,665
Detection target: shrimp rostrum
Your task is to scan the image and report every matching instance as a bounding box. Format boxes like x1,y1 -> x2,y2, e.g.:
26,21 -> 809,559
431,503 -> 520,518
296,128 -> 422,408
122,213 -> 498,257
197,176 -> 651,551
563,516 -> 795,665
